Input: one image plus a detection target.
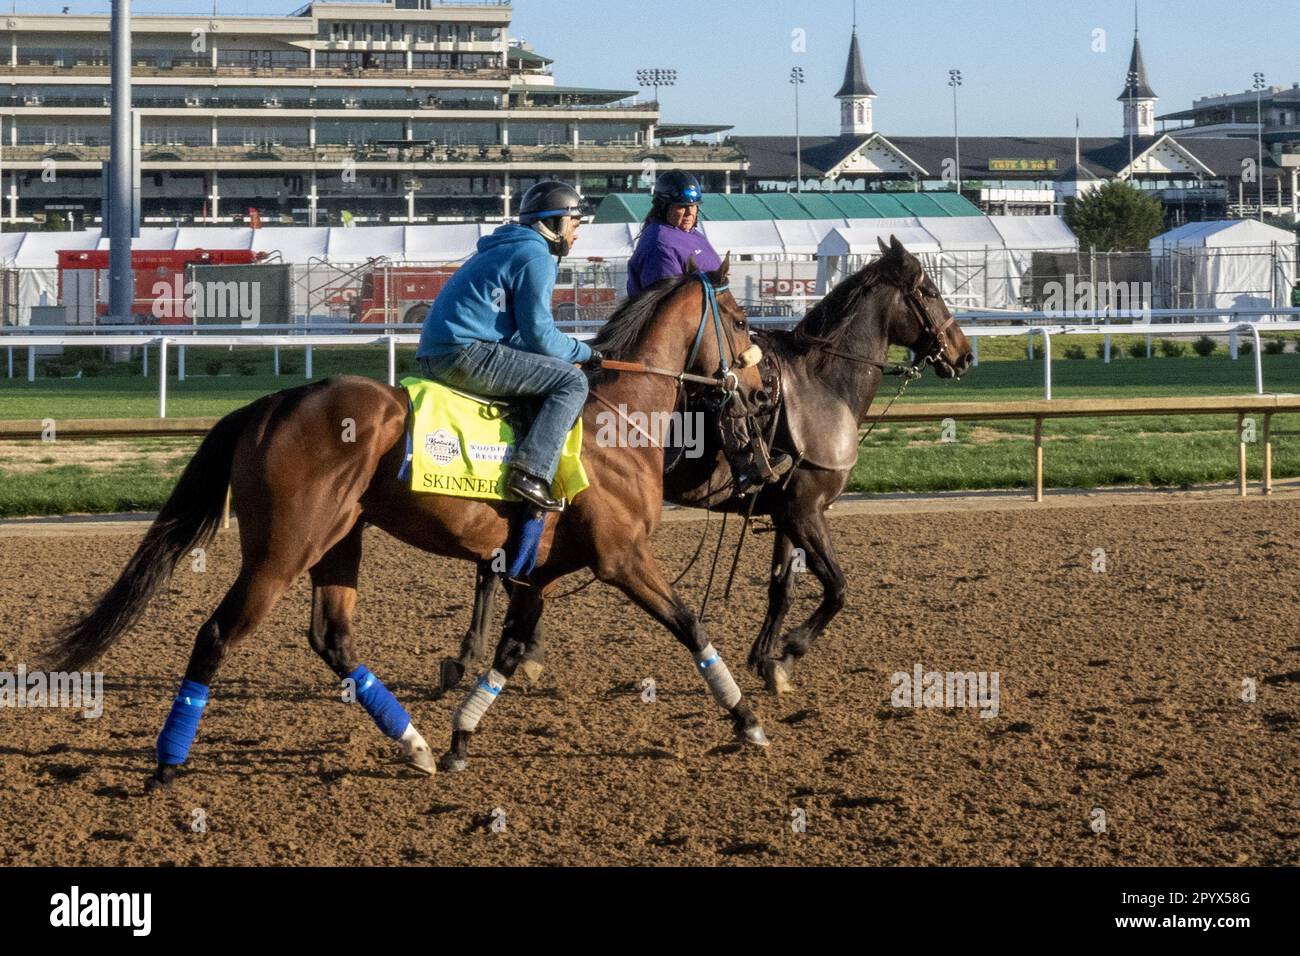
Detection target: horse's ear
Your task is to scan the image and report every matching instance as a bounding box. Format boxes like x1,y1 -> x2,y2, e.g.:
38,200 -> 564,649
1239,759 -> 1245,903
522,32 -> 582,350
877,236 -> 890,257
890,235 -> 923,287
685,254 -> 699,274
718,251 -> 731,282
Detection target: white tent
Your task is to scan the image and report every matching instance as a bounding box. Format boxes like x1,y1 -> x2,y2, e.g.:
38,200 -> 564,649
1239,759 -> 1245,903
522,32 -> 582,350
698,220 -> 786,260
1,214 -> 1085,323
401,223 -> 484,264
253,226 -> 330,262
570,222 -> 637,260
815,225 -> 942,292
1150,219 -> 1297,312
987,216 -> 1079,310
2,231 -> 100,323
772,219 -> 850,257
908,216 -> 1006,309
811,215 -> 1078,305
325,224 -> 407,263
989,215 -> 1077,250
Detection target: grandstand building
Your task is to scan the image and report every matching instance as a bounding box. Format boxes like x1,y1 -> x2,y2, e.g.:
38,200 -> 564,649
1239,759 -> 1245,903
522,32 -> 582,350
0,0 -> 742,227
733,23 -> 1296,223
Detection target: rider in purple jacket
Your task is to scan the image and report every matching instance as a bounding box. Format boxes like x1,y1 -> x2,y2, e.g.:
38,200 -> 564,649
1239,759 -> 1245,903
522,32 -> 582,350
627,171 -> 722,297
627,171 -> 791,494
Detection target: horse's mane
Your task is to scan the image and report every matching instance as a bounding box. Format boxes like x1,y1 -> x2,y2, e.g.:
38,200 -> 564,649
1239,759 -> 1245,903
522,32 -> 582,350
789,259 -> 885,358
589,270 -> 701,361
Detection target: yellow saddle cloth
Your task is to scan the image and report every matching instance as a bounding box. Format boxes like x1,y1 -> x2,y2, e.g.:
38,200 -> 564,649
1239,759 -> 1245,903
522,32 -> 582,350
400,375 -> 589,503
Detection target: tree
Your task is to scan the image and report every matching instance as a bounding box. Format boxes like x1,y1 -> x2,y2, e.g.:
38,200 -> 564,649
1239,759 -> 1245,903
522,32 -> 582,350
1064,180 -> 1165,251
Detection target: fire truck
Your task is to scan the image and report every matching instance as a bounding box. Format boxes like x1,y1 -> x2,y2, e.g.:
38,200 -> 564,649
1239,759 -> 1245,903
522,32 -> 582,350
57,248 -> 268,324
349,262 -> 619,326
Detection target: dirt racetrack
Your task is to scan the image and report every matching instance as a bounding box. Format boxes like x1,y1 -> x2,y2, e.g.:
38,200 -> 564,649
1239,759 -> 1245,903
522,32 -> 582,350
1,496 -> 1298,866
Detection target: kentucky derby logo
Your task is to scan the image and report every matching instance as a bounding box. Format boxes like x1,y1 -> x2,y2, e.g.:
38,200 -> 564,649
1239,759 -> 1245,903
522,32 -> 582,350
425,429 -> 460,466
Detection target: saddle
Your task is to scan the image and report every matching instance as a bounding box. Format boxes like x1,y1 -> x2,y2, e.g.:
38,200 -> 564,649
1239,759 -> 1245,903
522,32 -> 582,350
398,376 -> 588,503
752,330 -> 862,473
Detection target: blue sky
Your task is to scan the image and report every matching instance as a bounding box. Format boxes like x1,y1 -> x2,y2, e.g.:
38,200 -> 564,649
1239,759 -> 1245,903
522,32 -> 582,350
16,0 -> 1299,137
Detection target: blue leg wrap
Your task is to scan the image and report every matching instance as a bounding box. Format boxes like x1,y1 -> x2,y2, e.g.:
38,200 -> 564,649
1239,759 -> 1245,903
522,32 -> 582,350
156,678 -> 209,766
347,664 -> 411,740
507,510 -> 546,578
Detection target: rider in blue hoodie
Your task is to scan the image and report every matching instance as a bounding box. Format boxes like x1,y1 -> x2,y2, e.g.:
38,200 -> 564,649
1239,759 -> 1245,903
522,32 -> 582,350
418,181 -> 600,511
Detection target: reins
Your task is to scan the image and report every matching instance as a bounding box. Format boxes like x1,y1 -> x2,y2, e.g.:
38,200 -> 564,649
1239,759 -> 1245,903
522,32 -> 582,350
583,271 -> 743,452
549,272 -> 741,602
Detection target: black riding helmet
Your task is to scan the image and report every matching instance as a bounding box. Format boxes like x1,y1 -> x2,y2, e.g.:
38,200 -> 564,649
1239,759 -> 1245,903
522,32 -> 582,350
518,180 -> 587,257
653,170 -> 703,207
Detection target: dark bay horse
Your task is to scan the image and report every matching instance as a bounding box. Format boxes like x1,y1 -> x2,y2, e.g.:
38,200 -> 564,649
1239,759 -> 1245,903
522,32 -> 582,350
454,237 -> 972,695
49,259 -> 771,784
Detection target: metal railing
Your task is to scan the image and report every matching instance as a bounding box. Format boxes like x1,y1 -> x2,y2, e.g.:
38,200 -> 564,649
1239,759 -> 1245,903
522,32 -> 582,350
6,318 -> 1300,412
1,61 -> 511,80
4,393 -> 1296,508
868,394 -> 1300,501
2,141 -> 739,166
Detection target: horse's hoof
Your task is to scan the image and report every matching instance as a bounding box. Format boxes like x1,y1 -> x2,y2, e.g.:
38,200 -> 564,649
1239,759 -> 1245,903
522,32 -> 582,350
519,659 -> 544,684
771,663 -> 795,694
760,660 -> 795,693
438,752 -> 469,773
742,724 -> 771,748
439,658 -> 466,693
144,764 -> 178,792
402,744 -> 437,776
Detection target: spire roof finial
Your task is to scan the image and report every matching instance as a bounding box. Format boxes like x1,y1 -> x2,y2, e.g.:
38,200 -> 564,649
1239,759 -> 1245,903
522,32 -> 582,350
836,26 -> 875,98
1118,27 -> 1156,101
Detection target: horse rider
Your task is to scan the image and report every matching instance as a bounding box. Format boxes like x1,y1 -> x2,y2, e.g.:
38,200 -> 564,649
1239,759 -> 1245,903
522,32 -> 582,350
417,180 -> 602,513
627,170 -> 720,298
628,170 -> 791,493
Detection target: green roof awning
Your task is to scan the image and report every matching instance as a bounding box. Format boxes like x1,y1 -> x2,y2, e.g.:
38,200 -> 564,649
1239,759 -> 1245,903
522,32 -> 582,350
511,85 -> 636,98
658,123 -> 733,138
592,193 -> 652,223
508,48 -> 554,66
593,190 -> 982,223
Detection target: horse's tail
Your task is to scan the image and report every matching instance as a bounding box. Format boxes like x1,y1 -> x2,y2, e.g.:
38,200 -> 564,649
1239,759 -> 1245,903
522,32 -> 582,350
47,401 -> 261,671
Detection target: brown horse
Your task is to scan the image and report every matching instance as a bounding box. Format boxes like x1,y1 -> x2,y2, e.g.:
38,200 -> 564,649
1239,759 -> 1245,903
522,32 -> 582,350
455,237 -> 973,694
49,259 -> 771,784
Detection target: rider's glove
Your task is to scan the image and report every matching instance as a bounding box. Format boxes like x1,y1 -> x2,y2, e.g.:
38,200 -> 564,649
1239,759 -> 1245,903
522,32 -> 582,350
583,348 -> 605,370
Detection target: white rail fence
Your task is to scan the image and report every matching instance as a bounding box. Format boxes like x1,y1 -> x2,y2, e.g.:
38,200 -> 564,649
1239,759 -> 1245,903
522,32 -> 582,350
5,308 -> 1300,416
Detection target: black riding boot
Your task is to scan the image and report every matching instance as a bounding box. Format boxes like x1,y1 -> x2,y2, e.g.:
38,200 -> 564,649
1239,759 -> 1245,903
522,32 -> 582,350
506,466 -> 564,512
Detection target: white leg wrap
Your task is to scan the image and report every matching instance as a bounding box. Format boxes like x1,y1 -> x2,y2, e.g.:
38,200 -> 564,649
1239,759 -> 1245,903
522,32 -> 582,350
398,722 -> 425,754
693,644 -> 742,710
453,669 -> 507,733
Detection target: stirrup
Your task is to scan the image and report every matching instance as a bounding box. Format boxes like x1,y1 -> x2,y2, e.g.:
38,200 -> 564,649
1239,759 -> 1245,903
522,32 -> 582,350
506,468 -> 564,512
750,434 -> 792,483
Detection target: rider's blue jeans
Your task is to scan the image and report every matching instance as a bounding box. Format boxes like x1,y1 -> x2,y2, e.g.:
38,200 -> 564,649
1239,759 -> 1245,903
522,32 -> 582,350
419,341 -> 588,483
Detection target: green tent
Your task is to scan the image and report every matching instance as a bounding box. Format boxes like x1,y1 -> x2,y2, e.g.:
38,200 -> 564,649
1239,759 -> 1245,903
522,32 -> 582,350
592,189 -> 982,223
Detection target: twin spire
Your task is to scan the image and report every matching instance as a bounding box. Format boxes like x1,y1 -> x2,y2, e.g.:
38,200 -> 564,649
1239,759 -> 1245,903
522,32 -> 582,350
832,9 -> 1156,141
1118,17 -> 1158,137
835,29 -> 875,135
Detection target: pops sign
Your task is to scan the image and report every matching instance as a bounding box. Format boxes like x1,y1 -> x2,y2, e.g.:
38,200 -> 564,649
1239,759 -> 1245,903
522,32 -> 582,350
759,278 -> 816,297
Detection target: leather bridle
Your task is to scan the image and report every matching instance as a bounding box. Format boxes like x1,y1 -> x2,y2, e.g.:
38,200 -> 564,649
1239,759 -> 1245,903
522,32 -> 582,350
809,282 -> 958,377
588,271 -> 752,449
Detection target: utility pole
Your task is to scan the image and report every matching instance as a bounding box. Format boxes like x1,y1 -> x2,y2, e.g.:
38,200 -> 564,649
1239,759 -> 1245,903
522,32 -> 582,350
108,0 -> 135,322
948,69 -> 963,194
1254,72 -> 1267,221
791,66 -> 805,193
